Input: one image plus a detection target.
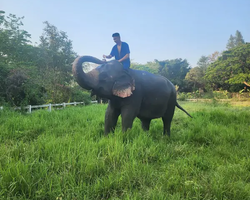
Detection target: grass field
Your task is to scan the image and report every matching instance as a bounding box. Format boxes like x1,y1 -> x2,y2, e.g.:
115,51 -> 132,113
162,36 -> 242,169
0,101 -> 250,200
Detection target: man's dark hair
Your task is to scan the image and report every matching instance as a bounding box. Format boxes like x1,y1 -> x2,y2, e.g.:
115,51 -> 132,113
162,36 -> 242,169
112,33 -> 120,37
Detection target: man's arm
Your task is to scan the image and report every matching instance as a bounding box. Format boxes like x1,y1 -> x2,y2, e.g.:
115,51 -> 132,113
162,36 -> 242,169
118,53 -> 129,62
103,46 -> 115,59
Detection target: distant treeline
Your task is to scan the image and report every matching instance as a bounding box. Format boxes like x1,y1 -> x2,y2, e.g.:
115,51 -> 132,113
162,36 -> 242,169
0,11 -> 249,107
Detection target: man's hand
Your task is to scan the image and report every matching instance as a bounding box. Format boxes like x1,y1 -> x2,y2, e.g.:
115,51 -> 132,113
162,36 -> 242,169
104,55 -> 112,59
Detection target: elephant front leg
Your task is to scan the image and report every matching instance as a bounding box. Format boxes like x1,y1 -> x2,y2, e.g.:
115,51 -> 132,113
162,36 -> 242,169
104,104 -> 120,135
121,107 -> 137,132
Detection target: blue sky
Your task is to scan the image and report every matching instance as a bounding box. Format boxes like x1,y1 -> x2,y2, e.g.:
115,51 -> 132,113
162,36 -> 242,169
2,0 -> 250,67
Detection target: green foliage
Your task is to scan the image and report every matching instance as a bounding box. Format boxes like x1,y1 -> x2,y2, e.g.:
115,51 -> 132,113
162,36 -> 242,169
197,55 -> 210,72
212,91 -> 230,99
39,21 -> 77,81
226,45 -> 250,85
1,103 -> 250,199
131,61 -> 159,74
208,51 -> 222,63
226,34 -> 236,50
0,13 -> 32,63
70,86 -> 92,105
0,12 -> 78,106
0,12 -> 35,105
205,43 -> 250,92
37,21 -> 77,103
177,91 -> 205,100
185,56 -> 212,91
239,88 -> 250,94
227,30 -> 245,50
235,30 -> 245,46
131,59 -> 191,91
177,92 -> 189,101
157,58 -> 191,91
0,62 -> 8,100
185,67 -> 205,90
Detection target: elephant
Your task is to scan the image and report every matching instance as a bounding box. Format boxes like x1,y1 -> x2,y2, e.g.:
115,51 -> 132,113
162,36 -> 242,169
72,55 -> 192,136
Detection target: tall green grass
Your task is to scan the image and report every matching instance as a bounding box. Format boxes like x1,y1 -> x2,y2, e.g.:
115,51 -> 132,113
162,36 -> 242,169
0,102 -> 250,199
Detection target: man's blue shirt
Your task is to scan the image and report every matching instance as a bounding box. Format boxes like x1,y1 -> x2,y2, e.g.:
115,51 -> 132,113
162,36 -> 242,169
110,42 -> 130,69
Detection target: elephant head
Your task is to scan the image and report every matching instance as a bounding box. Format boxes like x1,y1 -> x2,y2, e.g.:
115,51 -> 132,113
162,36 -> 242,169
72,56 -> 135,98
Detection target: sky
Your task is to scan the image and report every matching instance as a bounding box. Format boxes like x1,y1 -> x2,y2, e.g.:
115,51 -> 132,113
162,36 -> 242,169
2,0 -> 250,67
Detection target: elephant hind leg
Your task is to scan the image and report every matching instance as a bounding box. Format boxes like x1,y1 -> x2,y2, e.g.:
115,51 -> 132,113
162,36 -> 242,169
140,118 -> 151,131
162,106 -> 176,136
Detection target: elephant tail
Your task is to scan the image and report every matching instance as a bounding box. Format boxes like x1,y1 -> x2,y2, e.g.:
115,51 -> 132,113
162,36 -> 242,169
176,102 -> 192,118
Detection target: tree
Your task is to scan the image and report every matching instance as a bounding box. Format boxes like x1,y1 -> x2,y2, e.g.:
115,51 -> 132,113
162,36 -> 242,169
235,30 -> 245,46
197,55 -> 210,73
0,11 -> 40,105
185,67 -> 204,90
157,58 -> 191,91
226,30 -> 245,50
38,21 -> 77,102
208,51 -> 221,63
205,43 -> 250,91
131,61 -> 160,74
5,69 -> 27,106
226,44 -> 250,86
226,35 -> 236,50
184,55 -> 209,91
0,12 -> 79,106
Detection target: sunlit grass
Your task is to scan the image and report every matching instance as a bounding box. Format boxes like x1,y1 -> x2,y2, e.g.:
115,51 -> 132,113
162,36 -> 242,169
0,102 -> 250,199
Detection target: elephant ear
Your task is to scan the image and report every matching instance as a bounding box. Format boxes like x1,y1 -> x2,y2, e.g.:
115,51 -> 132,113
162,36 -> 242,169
112,71 -> 135,98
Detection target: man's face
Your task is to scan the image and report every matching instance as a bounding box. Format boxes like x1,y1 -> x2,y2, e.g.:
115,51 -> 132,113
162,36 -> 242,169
113,36 -> 120,44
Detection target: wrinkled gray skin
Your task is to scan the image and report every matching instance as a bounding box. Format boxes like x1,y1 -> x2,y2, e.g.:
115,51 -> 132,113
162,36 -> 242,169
72,56 -> 192,136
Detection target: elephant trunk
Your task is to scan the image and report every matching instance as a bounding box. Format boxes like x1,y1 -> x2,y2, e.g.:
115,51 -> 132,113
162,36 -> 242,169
72,56 -> 105,90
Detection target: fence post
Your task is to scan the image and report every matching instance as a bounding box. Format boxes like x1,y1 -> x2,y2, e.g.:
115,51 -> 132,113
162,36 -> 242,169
63,102 -> 66,109
28,105 -> 32,113
74,102 -> 76,106
49,104 -> 52,112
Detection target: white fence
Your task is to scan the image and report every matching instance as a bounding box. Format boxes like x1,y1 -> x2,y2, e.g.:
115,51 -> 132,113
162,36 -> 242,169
0,101 -> 98,113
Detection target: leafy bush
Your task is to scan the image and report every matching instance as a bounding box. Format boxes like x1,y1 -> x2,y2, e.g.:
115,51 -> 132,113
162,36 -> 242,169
202,91 -> 214,99
177,92 -> 187,101
212,90 -> 231,99
70,87 -> 92,105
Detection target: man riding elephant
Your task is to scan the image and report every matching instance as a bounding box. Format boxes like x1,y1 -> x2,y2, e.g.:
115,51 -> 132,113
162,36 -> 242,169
103,32 -> 131,70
